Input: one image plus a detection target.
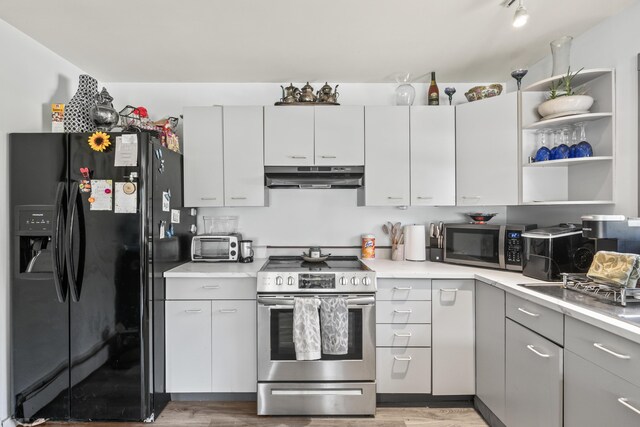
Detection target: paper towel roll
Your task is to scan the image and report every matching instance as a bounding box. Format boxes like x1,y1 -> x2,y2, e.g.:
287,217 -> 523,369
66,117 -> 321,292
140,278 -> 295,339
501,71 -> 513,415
404,225 -> 426,261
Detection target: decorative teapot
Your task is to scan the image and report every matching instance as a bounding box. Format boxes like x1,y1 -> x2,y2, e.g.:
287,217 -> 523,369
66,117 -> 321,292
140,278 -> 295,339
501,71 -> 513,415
280,83 -> 300,103
90,87 -> 119,131
298,82 -> 317,103
317,83 -> 339,103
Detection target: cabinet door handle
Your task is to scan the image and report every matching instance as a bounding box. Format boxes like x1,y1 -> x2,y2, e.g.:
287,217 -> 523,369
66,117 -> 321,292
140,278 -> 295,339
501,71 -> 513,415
593,343 -> 631,359
526,344 -> 550,358
394,332 -> 412,337
394,356 -> 412,361
219,309 -> 238,314
440,288 -> 459,293
185,309 -> 203,313
289,155 -> 307,159
617,398 -> 640,415
394,309 -> 412,314
393,286 -> 413,291
517,307 -> 540,317
387,196 -> 403,200
461,196 -> 481,199
230,197 -> 247,200
417,196 -> 433,200
200,197 -> 217,200
202,285 -> 220,289
319,155 -> 337,159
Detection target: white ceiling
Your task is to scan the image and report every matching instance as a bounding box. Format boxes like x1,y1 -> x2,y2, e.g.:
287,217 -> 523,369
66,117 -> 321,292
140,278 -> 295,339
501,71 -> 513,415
0,0 -> 636,83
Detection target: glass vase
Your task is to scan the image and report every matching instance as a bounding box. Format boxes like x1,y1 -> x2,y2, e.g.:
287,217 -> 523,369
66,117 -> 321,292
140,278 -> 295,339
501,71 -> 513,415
395,73 -> 416,106
550,36 -> 573,77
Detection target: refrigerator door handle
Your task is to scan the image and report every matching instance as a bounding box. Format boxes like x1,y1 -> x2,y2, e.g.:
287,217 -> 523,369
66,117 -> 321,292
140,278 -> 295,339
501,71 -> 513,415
52,182 -> 67,303
65,182 -> 85,302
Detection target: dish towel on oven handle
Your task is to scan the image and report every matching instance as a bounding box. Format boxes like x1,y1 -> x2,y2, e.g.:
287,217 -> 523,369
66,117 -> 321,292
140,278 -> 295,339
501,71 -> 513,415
320,296 -> 349,355
293,297 -> 322,360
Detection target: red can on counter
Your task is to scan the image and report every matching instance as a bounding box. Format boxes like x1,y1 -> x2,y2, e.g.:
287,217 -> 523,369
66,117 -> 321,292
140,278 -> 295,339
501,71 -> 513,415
361,234 -> 375,259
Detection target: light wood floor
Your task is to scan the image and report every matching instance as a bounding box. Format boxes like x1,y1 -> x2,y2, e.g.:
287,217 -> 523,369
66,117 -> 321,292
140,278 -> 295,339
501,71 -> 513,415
44,401 -> 488,427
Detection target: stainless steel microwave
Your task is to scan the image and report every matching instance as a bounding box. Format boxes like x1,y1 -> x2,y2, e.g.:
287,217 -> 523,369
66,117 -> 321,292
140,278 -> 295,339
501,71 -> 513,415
443,223 -> 537,271
191,234 -> 240,262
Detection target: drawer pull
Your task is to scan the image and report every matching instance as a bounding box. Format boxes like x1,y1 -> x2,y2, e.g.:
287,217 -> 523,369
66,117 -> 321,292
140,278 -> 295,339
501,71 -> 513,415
618,398 -> 640,415
394,356 -> 412,361
394,309 -> 413,314
219,309 -> 238,313
319,155 -> 337,159
230,197 -> 247,200
417,196 -> 433,200
200,197 -> 217,200
202,285 -> 220,289
387,196 -> 403,200
593,343 -> 631,360
440,288 -> 459,293
184,309 -> 202,313
517,307 -> 540,317
394,332 -> 412,337
289,155 -> 307,159
461,195 -> 481,199
526,344 -> 550,358
393,286 -> 413,291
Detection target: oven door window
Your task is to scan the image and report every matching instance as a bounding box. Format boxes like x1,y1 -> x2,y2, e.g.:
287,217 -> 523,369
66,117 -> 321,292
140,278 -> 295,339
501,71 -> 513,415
270,308 -> 363,361
446,228 -> 500,264
198,239 -> 229,259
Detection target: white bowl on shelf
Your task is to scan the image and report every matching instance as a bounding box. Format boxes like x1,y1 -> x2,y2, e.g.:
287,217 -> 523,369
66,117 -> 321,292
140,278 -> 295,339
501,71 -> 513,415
537,95 -> 594,119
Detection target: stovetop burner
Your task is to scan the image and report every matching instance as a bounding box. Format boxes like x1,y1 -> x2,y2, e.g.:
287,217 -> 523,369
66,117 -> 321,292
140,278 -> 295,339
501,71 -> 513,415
261,256 -> 371,272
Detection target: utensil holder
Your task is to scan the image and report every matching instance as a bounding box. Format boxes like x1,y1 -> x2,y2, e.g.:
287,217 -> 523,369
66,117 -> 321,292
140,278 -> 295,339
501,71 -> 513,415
430,248 -> 444,262
392,244 -> 405,261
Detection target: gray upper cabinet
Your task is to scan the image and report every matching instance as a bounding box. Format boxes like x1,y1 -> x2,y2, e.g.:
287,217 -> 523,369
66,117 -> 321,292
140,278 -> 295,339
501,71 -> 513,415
314,106 -> 364,166
475,281 -> 506,422
456,92 -> 519,206
410,106 -> 456,206
223,106 -> 266,206
183,106 -> 224,207
362,106 -> 410,206
264,106 -> 315,166
505,319 -> 563,427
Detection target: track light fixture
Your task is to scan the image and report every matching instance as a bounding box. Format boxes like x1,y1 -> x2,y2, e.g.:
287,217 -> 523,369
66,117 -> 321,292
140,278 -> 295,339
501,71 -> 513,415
512,0 -> 530,28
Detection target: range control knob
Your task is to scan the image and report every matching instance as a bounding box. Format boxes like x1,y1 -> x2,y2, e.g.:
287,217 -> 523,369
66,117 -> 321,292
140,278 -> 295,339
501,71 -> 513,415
287,276 -> 295,286
275,276 -> 283,286
351,277 -> 359,286
363,277 -> 371,286
339,277 -> 348,286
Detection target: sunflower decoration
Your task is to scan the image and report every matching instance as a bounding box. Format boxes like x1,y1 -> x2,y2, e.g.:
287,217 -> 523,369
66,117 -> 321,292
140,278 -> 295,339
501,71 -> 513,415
88,132 -> 112,152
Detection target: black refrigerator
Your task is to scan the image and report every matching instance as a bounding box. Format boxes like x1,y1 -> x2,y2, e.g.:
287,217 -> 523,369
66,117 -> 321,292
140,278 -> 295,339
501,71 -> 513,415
9,132 -> 195,422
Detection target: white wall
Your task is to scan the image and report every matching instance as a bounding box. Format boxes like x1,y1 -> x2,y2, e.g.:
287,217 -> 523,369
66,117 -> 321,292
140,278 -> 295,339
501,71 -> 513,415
0,18 -> 86,421
507,1 -> 640,225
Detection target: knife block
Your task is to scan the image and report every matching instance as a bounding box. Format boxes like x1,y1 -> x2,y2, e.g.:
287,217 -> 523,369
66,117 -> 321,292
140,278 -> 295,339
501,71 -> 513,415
429,248 -> 444,262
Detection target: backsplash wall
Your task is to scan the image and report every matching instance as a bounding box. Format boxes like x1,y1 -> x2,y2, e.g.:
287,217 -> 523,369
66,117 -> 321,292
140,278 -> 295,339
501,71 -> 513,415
197,189 -> 507,247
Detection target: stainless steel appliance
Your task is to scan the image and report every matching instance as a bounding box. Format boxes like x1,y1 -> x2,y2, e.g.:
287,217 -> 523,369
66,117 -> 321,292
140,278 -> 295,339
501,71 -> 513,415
9,132 -> 195,422
256,256 -> 376,416
581,215 -> 640,254
443,223 -> 537,271
238,240 -> 254,263
190,234 -> 240,262
522,224 -> 594,281
264,166 -> 364,189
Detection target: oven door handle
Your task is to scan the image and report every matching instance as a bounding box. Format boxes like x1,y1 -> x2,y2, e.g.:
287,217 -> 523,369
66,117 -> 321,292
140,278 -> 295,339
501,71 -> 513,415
257,295 -> 375,306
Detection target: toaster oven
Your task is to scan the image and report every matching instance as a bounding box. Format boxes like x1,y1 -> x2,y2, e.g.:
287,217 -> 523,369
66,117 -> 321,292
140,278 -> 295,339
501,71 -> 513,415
191,234 -> 240,262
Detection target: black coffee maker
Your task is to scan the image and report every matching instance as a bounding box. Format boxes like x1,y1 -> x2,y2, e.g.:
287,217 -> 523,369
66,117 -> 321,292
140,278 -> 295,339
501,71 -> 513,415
581,215 -> 640,254
522,224 -> 595,281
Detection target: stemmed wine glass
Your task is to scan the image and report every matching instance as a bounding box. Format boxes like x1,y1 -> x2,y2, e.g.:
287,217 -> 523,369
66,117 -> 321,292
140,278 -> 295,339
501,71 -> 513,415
444,87 -> 456,105
511,69 -> 529,90
534,129 -> 551,162
575,122 -> 593,157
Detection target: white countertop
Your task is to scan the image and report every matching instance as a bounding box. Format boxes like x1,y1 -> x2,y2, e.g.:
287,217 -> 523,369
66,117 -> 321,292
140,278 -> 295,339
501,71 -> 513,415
164,257 -> 640,344
364,259 -> 640,345
164,259 -> 267,278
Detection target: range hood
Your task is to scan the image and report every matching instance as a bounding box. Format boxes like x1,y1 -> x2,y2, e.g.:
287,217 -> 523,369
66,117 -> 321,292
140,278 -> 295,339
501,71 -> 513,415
265,166 -> 364,189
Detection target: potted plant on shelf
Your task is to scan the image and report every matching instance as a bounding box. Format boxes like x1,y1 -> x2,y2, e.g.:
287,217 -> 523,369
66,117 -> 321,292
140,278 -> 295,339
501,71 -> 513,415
537,67 -> 594,120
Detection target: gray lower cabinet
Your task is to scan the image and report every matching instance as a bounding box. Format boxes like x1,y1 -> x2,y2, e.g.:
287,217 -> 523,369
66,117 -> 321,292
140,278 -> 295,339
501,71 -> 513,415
475,281 -> 506,422
565,350 -> 640,426
505,319 -> 563,427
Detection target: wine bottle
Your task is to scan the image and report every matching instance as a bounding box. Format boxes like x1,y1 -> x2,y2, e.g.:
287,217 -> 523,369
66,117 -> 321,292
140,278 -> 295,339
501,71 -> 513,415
428,72 -> 439,106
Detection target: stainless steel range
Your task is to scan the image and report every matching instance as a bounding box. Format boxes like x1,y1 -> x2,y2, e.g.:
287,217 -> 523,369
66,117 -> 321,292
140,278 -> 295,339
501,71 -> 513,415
256,256 -> 376,416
